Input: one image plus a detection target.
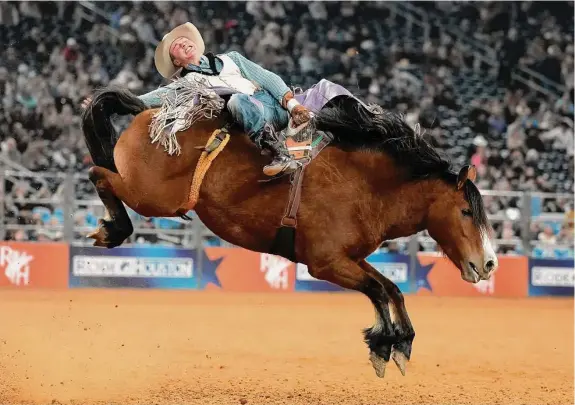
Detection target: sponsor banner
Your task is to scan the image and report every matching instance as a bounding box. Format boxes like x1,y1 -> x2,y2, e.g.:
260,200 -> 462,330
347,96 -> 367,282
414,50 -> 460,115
203,248 -> 295,292
368,252 -> 411,293
295,263 -> 346,292
528,259 -> 574,297
415,254 -> 528,298
0,242 -> 69,288
69,246 -> 198,289
294,253 -> 411,293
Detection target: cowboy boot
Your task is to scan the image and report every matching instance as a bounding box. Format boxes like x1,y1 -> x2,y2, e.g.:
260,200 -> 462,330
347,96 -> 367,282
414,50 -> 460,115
260,124 -> 297,176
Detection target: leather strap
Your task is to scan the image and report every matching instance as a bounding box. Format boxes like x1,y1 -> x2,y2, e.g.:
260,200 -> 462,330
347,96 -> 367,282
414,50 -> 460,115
205,52 -> 220,75
280,166 -> 305,228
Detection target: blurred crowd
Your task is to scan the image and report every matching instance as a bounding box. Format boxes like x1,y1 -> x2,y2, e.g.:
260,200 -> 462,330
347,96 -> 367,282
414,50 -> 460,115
413,1 -> 574,89
0,1 -> 573,256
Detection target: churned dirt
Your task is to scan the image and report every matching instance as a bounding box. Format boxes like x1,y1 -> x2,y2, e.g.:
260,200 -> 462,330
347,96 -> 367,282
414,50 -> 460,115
0,290 -> 572,405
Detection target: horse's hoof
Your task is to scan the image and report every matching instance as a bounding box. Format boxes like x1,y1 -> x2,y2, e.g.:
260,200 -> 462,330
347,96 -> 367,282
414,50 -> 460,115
87,220 -> 127,248
369,351 -> 388,378
87,227 -> 109,247
392,348 -> 408,376
87,227 -> 104,240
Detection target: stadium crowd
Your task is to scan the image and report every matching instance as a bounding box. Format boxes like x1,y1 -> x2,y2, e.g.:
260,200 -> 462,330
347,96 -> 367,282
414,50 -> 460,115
0,1 -> 573,256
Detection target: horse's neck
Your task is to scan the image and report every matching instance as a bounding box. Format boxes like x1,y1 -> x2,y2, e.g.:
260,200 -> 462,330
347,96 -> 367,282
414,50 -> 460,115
361,154 -> 443,241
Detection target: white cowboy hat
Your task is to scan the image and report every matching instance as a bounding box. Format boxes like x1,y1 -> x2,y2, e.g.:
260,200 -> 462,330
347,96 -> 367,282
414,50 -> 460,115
154,22 -> 205,79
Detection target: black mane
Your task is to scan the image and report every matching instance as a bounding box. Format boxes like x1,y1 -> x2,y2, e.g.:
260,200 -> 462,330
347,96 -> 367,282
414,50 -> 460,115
315,96 -> 452,179
315,96 -> 490,232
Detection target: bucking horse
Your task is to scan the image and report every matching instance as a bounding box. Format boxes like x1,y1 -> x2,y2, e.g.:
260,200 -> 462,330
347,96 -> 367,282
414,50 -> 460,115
81,78 -> 498,378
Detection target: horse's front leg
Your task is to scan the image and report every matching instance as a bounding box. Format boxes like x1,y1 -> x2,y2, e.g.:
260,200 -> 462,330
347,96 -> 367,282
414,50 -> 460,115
359,260 -> 415,376
307,256 -> 399,378
87,166 -> 134,248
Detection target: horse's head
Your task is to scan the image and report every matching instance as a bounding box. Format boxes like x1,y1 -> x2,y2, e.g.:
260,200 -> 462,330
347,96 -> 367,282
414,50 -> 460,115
427,165 -> 498,283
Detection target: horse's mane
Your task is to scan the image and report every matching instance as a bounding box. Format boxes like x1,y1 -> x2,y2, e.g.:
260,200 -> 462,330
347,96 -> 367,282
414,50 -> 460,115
314,96 -> 451,179
314,96 -> 489,232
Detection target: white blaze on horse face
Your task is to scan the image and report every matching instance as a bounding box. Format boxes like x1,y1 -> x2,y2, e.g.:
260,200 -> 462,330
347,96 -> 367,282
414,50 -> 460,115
482,231 -> 498,273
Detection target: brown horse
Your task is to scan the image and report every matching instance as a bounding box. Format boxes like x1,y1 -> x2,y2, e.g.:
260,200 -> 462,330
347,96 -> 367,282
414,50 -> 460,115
81,85 -> 498,378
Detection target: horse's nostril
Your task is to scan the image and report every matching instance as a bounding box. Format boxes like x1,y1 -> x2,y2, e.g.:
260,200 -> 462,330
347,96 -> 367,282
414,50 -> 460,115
485,260 -> 495,272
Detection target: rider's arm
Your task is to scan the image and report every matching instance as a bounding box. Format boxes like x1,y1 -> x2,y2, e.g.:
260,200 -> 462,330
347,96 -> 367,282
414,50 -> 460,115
137,81 -> 180,108
226,51 -> 291,106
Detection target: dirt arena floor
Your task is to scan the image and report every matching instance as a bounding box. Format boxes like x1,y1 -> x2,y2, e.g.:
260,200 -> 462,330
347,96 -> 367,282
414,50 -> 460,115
0,290 -> 572,405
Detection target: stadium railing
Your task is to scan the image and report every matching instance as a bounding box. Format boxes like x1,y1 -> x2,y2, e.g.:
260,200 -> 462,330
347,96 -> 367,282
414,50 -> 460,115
387,2 -> 499,71
1,170 -> 572,258
402,2 -> 565,100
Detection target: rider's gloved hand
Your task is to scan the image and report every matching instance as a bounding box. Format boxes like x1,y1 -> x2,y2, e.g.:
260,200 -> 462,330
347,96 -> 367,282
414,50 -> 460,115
282,91 -> 311,127
290,105 -> 311,126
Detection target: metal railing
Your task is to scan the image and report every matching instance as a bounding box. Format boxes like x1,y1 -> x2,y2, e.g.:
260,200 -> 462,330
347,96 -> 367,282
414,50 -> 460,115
385,1 -> 499,71
76,1 -> 122,42
78,1 -> 158,47
380,1 -> 431,44
0,168 -> 233,249
1,169 -> 572,258
511,66 -> 567,99
402,2 -> 566,100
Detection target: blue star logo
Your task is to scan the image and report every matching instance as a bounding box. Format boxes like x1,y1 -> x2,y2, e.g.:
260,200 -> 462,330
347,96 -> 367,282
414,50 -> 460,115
415,260 -> 435,292
198,249 -> 224,289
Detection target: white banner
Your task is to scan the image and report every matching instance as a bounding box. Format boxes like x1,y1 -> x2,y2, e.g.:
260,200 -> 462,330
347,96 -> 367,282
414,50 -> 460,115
371,262 -> 408,283
296,262 -> 408,283
531,266 -> 574,287
72,256 -> 194,278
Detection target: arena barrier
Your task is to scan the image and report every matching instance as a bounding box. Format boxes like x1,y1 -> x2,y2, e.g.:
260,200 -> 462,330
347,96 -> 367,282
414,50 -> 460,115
0,241 -> 69,288
0,242 -> 572,297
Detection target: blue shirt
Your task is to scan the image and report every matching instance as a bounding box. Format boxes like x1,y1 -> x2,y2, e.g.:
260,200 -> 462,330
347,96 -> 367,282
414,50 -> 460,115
183,52 -> 290,104
139,51 -> 290,108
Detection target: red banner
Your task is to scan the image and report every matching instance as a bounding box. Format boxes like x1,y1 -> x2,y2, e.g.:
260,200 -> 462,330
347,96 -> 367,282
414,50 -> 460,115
415,254 -> 528,298
0,242 -> 69,288
203,248 -> 296,292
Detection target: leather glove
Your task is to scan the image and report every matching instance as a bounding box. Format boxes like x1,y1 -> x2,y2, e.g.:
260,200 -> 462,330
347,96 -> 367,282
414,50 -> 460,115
282,91 -> 311,127
290,105 -> 311,126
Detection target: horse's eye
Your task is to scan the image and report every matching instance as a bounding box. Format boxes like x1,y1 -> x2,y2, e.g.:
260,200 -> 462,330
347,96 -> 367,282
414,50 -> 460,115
462,209 -> 473,217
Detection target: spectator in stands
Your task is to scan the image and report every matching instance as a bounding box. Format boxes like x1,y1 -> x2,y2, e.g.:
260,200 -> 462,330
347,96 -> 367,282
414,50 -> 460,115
498,28 -> 525,86
558,210 -> 574,246
538,225 -> 558,245
470,135 -> 488,171
0,1 -> 572,255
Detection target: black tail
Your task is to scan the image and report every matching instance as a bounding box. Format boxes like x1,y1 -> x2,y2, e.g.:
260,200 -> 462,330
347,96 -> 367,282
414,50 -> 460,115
81,85 -> 147,172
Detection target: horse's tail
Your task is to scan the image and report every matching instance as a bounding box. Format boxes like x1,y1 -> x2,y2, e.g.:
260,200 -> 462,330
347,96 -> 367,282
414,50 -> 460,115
81,85 -> 147,172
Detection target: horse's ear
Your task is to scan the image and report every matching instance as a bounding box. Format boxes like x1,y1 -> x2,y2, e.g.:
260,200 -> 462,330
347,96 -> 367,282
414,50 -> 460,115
457,165 -> 477,190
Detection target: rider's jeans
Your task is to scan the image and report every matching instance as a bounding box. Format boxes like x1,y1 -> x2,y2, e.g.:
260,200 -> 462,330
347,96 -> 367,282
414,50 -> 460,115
138,86 -> 289,148
226,89 -> 289,147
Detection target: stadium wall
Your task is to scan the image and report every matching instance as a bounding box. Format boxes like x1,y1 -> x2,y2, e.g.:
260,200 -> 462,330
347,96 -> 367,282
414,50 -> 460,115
0,242 -> 572,297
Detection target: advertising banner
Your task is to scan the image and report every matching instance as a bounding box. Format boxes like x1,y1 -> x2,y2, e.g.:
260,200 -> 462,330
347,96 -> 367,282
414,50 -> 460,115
202,248 -> 296,292
69,246 -> 198,289
294,253 -> 411,293
0,242 -> 69,288
528,258 -> 574,297
294,263 -> 346,292
368,252 -> 411,293
415,254 -> 528,298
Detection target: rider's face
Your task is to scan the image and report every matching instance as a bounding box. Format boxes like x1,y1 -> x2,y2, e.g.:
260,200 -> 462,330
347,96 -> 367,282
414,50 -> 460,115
169,37 -> 201,68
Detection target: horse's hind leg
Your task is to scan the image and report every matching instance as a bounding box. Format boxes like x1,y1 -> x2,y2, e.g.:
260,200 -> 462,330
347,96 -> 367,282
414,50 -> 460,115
307,257 -> 397,378
359,260 -> 414,376
87,166 -> 134,248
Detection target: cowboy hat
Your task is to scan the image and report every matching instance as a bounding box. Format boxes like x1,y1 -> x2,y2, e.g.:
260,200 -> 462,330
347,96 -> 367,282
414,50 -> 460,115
154,22 -> 205,79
